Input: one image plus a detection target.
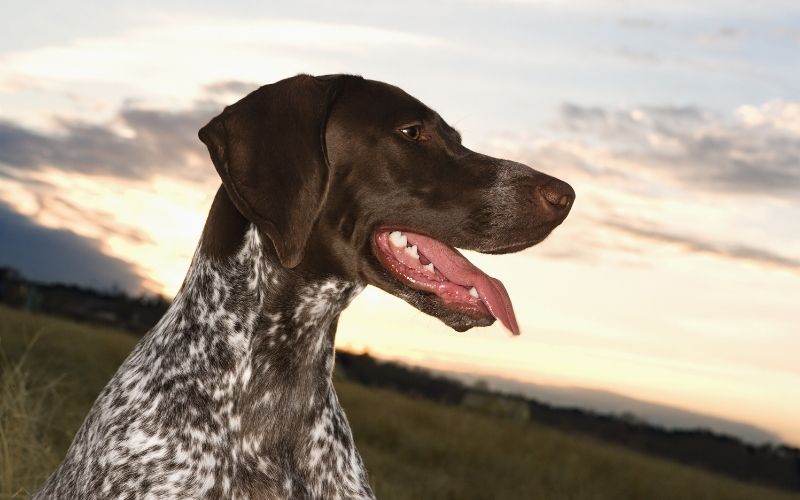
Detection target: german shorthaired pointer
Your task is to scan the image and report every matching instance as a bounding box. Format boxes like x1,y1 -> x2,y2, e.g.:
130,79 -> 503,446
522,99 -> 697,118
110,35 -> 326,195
35,74 -> 574,499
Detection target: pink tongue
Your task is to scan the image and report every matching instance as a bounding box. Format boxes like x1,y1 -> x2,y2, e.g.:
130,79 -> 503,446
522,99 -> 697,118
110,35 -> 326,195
405,233 -> 520,335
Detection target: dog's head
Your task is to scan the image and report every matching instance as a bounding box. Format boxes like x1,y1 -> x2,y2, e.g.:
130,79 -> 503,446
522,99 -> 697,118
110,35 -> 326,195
200,74 -> 574,335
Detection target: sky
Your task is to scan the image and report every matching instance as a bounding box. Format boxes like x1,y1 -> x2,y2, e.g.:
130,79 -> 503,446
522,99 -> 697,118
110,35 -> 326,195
1,1 -> 798,445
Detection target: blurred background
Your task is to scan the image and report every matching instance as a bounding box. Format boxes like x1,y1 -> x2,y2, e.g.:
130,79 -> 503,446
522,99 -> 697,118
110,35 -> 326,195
1,1 -> 799,497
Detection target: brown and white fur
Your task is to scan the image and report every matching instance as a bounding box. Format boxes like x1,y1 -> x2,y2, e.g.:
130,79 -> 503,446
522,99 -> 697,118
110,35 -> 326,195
35,74 -> 573,499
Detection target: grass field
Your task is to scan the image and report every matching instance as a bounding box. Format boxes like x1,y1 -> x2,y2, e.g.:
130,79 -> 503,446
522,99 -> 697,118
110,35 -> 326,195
1,305 -> 798,500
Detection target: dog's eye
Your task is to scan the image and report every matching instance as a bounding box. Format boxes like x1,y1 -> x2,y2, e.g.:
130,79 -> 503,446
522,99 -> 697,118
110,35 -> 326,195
399,125 -> 422,141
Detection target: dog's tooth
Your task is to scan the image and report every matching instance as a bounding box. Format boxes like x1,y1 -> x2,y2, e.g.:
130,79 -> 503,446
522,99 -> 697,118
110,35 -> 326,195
389,231 -> 406,247
424,263 -> 435,273
405,245 -> 419,259
469,287 -> 479,298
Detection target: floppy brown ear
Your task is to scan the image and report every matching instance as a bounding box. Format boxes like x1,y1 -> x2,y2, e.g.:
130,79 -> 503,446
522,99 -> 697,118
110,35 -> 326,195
198,74 -> 346,268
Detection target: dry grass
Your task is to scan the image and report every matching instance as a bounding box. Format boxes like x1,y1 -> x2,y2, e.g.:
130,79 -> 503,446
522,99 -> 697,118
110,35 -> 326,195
1,305 -> 798,499
0,306 -> 136,498
0,338 -> 63,499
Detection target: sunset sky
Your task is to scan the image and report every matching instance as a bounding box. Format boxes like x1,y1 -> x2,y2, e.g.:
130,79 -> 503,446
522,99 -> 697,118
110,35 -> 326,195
1,1 -> 798,445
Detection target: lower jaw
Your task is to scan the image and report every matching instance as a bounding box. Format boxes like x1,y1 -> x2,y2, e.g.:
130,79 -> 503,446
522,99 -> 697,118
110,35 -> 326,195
431,303 -> 495,332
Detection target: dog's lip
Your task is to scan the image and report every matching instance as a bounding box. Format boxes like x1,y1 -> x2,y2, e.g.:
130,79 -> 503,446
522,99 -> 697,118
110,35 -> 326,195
373,225 -> 548,255
370,227 -> 520,335
483,237 -> 548,254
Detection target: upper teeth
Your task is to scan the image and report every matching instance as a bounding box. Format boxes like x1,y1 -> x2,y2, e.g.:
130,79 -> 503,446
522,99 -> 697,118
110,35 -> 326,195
389,231 -> 407,248
469,287 -> 479,298
389,230 -> 432,271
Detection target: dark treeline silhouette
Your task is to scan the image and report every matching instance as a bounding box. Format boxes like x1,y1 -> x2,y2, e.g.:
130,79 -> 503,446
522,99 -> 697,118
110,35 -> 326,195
0,267 -> 168,333
2,265 -> 798,492
337,351 -> 800,493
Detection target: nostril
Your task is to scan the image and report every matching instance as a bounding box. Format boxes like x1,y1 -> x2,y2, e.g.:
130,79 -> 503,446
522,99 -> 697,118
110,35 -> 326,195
538,179 -> 575,210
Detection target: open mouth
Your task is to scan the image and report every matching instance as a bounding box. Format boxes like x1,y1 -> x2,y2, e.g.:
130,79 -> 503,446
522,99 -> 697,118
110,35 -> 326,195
372,229 -> 520,335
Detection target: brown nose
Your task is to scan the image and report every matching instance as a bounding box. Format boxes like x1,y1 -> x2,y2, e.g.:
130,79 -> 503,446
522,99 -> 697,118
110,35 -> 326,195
538,178 -> 575,211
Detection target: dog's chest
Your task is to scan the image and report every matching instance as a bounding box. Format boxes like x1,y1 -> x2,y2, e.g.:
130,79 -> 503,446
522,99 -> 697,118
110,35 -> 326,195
36,227 -> 373,499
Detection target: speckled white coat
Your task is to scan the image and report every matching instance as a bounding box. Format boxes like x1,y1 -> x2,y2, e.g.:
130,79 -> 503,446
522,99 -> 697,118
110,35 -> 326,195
34,226 -> 373,499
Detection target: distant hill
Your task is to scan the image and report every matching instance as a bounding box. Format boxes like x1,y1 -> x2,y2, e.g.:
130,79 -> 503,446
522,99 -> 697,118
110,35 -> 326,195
336,351 -> 800,492
0,266 -> 168,333
434,369 -> 783,446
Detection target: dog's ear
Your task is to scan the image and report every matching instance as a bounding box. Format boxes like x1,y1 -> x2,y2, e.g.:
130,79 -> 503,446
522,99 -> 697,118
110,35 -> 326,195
198,74 -> 345,268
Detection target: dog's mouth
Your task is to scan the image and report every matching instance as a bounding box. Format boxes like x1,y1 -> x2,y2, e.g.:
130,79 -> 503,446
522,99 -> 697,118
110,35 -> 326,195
372,229 -> 519,335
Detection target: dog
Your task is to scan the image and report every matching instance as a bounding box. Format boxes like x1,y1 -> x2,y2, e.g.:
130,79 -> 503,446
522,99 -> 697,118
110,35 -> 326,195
34,74 -> 574,499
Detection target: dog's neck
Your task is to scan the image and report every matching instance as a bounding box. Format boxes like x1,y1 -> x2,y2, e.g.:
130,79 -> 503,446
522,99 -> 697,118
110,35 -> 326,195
39,188 -> 375,499
144,188 -> 371,497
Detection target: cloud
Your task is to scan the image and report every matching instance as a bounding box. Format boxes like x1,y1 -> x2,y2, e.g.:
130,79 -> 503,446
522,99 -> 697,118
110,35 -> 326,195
0,17 -> 451,98
785,28 -> 800,43
471,0 -> 797,12
0,103 -> 218,180
616,17 -> 662,30
203,80 -> 260,96
612,47 -> 664,64
3,86 -> 797,289
736,101 -> 800,135
485,100 -> 800,274
0,202 -> 144,292
556,101 -> 800,197
603,219 -> 800,273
